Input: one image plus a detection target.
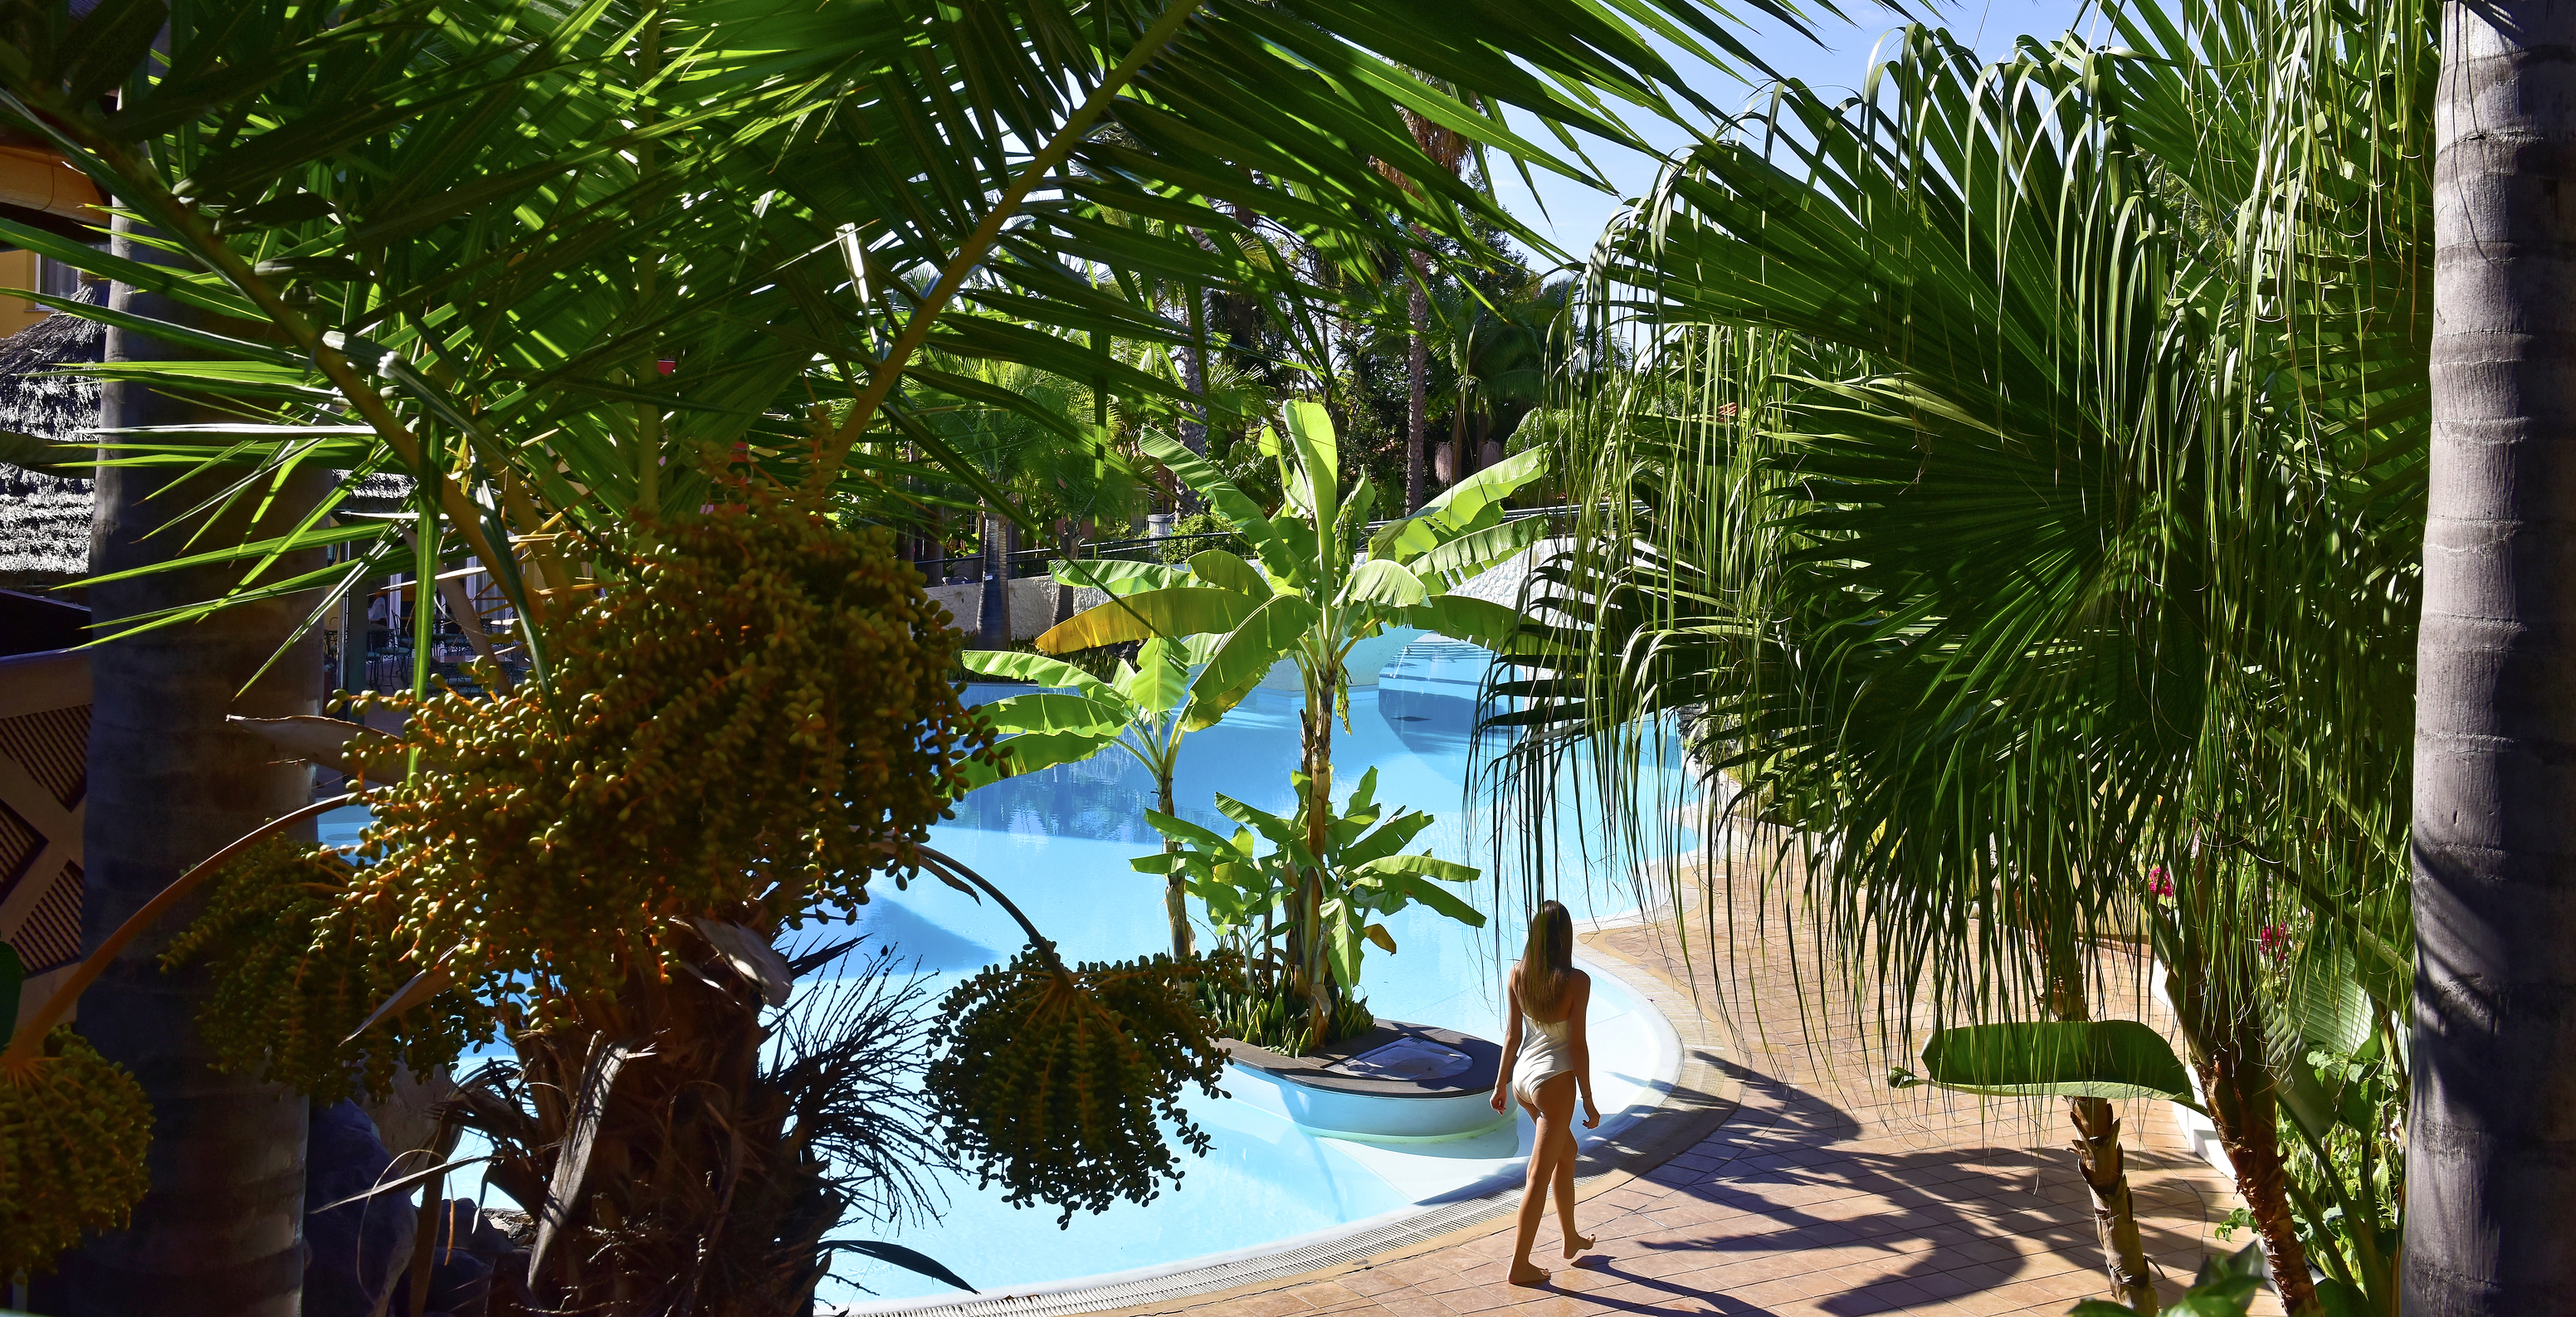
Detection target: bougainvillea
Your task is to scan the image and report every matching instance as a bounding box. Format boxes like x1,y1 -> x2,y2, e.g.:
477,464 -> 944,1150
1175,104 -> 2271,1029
161,837 -> 485,1102
927,949 -> 1227,1225
0,1028 -> 151,1276
341,491 -> 995,1017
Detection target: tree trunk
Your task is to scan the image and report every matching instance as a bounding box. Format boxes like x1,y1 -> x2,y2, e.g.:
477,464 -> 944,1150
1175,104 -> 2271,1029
977,507 -> 1007,648
1406,249 -> 1429,513
2412,7 -> 2576,1313
2044,955 -> 2159,1315
1296,665 -> 1335,1046
1182,280 -> 1208,516
39,218 -> 324,1317
2166,953 -> 2317,1314
1160,772 -> 1192,958
1054,519 -> 1080,628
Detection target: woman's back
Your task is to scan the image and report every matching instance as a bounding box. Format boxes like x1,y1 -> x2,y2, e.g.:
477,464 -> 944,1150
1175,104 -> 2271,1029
1511,963 -> 1585,1095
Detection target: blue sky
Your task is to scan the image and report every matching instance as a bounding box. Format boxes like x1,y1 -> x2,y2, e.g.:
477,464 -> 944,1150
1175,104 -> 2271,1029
1490,0 -> 2106,264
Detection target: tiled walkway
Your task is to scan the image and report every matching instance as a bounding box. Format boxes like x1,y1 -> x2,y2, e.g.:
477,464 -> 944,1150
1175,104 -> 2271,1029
1101,876 -> 2278,1317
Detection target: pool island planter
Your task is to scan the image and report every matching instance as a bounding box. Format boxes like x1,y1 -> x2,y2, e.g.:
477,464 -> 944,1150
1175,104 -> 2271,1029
1221,1021 -> 1511,1141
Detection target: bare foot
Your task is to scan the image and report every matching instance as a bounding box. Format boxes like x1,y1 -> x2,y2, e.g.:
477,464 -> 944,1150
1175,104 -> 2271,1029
1508,1262 -> 1552,1287
1563,1233 -> 1596,1260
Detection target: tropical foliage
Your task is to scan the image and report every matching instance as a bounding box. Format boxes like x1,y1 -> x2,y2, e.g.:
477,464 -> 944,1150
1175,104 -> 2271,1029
3,0 -> 1773,1294
1505,2 -> 2432,1310
1139,766 -> 1483,1053
0,0 -> 1749,672
1038,402 -> 1542,1041
959,637 -> 1242,955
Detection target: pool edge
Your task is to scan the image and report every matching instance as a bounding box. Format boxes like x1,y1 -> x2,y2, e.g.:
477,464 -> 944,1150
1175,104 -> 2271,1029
822,920 -> 1739,1317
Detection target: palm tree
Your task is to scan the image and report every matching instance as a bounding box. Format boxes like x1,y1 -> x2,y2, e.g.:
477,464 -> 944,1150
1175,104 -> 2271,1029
1441,276 -> 1563,480
5,0 -> 1764,1297
1396,100 -> 1474,513
1509,8 -> 2434,1310
2408,4 -> 2576,1310
46,217 -> 329,1317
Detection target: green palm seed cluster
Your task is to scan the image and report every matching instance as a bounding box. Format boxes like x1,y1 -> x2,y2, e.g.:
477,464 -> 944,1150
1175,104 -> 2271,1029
162,837 -> 486,1102
926,949 -> 1228,1226
0,1027 -> 152,1276
344,490 -> 994,1020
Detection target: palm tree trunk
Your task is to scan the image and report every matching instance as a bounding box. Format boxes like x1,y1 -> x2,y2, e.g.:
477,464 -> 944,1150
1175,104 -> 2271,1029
2165,953 -> 2317,1314
1406,248 -> 1429,513
41,218 -> 324,1317
1182,278 -> 1208,517
2412,7 -> 2576,1310
978,506 -> 1007,648
2044,954 -> 2159,1315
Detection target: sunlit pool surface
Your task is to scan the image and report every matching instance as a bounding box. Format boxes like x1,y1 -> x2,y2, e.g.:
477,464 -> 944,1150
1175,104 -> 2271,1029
320,637 -> 1704,1306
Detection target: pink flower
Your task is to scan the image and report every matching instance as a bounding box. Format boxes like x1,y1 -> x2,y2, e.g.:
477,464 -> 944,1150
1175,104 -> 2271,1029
2258,923 -> 2291,963
2146,866 -> 2174,898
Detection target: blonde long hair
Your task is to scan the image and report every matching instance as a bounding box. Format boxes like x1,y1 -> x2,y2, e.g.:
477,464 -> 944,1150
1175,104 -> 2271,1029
1520,900 -> 1575,1022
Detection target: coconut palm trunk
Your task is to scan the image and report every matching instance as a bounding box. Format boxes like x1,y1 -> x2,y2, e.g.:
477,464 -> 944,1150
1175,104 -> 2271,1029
40,219 -> 325,1316
2410,5 -> 2576,1310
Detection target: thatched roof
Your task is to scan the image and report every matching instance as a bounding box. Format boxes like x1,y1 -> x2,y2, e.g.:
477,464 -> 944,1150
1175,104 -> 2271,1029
0,289 -> 412,593
0,285 -> 102,590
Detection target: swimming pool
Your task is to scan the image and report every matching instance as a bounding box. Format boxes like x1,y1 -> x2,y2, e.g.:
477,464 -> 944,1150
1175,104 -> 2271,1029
319,636 -> 1702,1306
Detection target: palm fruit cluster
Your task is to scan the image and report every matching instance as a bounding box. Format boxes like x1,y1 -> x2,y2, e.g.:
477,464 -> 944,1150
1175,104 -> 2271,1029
0,1027 -> 152,1276
344,490 -> 993,1019
161,837 -> 485,1102
927,949 -> 1228,1225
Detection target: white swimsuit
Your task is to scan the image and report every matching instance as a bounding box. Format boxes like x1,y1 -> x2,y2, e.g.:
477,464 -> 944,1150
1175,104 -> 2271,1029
1510,1011 -> 1576,1107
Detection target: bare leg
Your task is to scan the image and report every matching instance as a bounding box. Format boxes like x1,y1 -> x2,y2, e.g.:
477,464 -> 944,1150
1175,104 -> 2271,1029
1510,1076 -> 1578,1285
1553,1119 -> 1592,1257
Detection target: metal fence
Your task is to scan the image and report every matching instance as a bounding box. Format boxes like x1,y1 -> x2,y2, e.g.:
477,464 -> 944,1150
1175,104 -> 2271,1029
912,503 -> 1584,585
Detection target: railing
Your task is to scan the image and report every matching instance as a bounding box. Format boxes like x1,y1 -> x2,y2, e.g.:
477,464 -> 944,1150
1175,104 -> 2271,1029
912,503 -> 1587,584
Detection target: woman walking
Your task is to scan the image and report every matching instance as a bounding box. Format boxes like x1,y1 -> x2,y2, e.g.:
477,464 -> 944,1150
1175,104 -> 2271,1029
1491,900 -> 1599,1286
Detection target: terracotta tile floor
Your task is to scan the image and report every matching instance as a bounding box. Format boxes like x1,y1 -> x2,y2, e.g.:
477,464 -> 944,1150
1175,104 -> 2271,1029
1101,870 -> 2281,1317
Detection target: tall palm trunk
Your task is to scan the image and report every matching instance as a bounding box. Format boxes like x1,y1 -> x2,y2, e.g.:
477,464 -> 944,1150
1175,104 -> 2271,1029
1182,278 -> 1208,517
41,219 -> 324,1316
1406,248 -> 1429,513
2411,6 -> 2576,1310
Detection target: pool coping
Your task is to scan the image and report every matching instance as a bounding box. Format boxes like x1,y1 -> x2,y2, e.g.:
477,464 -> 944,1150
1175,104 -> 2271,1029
823,911 -> 1738,1317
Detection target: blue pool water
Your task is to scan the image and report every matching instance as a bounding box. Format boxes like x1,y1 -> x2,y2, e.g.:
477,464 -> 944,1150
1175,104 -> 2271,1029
321,637 -> 1703,1305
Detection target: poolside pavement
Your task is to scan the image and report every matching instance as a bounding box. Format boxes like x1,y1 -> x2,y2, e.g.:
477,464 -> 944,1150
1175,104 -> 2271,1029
1096,868 -> 2284,1317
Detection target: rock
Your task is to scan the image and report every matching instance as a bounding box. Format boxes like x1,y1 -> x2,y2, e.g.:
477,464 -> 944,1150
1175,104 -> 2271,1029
304,1102 -> 524,1317
303,1100 -> 416,1317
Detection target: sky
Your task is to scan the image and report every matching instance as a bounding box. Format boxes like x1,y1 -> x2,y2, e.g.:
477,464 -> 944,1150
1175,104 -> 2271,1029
1488,0 -> 2107,265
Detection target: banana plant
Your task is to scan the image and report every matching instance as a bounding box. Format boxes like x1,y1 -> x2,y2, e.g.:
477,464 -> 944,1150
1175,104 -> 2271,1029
957,635 -> 1251,957
1134,766 -> 1483,1047
1036,400 -> 1544,1044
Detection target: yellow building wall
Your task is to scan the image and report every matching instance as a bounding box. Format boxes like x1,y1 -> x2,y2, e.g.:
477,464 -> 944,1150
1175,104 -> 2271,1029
0,247 -> 49,335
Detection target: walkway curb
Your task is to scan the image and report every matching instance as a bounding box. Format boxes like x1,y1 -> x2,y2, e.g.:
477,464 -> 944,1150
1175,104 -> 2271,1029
825,926 -> 1744,1317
